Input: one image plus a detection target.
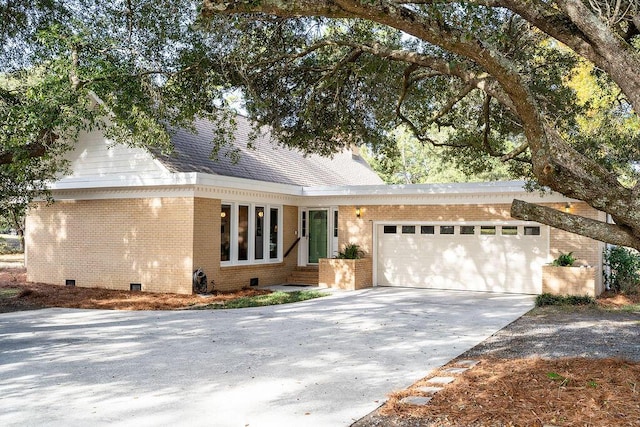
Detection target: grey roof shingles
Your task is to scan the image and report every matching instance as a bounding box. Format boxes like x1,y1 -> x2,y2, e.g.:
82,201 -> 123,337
155,116 -> 384,187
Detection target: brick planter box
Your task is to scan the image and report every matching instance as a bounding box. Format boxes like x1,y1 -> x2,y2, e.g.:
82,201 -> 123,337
319,258 -> 373,291
542,265 -> 600,297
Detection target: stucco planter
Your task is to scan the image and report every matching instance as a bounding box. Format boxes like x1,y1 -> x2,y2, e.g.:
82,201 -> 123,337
319,258 -> 373,291
542,265 -> 599,297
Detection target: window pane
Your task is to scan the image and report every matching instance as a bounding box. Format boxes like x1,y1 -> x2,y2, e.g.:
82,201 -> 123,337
524,226 -> 541,236
333,210 -> 339,238
402,225 -> 416,234
421,225 -> 435,235
270,208 -> 279,259
383,225 -> 397,234
502,226 -> 518,235
238,205 -> 249,261
440,225 -> 454,235
460,225 -> 475,235
480,226 -> 496,235
302,211 -> 306,237
255,207 -> 264,260
221,204 -> 231,261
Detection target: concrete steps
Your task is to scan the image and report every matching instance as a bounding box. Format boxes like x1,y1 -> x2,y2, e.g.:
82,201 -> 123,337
286,266 -> 319,285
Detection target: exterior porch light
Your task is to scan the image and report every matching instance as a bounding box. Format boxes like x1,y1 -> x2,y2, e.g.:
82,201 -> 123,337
355,206 -> 361,218
221,211 -> 226,218
564,202 -> 571,213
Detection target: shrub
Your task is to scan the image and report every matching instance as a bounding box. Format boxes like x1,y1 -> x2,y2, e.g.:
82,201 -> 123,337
535,293 -> 595,307
603,246 -> 640,294
336,243 -> 365,259
551,251 -> 575,267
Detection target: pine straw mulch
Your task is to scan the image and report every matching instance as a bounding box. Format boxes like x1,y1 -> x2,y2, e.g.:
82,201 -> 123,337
380,357 -> 640,427
0,268 -> 270,311
596,291 -> 640,309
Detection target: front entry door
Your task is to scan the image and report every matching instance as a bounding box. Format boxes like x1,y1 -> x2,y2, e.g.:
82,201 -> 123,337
308,209 -> 328,263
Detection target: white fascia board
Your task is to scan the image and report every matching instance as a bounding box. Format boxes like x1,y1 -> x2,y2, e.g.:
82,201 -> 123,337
49,172 -> 199,190
193,173 -> 303,196
301,180 -> 576,206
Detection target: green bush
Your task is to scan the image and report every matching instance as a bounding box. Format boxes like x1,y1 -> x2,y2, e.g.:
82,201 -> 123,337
551,251 -> 575,267
336,243 -> 365,259
535,293 -> 595,307
603,246 -> 640,294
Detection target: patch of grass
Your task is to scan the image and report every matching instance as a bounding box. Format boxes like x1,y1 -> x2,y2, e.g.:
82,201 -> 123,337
0,288 -> 21,299
197,290 -> 328,309
535,293 -> 595,307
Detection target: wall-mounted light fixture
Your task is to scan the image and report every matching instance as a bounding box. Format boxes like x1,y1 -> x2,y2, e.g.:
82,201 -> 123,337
564,202 -> 571,213
258,210 -> 264,218
221,211 -> 226,218
355,206 -> 361,218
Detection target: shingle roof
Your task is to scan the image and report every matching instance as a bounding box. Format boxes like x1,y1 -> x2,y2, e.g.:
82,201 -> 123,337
154,116 -> 383,187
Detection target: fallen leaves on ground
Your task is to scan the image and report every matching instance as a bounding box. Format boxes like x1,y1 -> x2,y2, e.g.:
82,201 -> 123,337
382,357 -> 640,427
0,268 -> 270,311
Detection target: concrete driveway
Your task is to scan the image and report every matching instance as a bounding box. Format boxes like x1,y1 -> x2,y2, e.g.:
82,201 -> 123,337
0,287 -> 534,426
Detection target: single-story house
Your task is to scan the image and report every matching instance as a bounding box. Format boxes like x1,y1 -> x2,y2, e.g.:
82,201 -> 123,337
25,116 -> 605,296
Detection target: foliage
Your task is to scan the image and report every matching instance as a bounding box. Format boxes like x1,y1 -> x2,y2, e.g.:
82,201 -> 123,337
336,243 -> 365,259
604,246 -> 640,294
551,252 -> 576,267
0,237 -> 22,255
200,290 -> 328,309
535,293 -> 595,307
0,0 -> 238,214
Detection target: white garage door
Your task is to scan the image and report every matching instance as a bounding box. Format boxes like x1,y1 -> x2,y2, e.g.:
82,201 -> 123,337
376,223 -> 548,294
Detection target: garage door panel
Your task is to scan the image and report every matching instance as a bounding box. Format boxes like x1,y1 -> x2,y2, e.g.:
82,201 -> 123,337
377,224 -> 546,294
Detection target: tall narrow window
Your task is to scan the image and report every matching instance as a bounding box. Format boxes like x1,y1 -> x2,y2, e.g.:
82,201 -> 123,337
221,204 -> 231,261
270,208 -> 279,259
255,207 -> 264,260
333,210 -> 339,238
238,205 -> 249,261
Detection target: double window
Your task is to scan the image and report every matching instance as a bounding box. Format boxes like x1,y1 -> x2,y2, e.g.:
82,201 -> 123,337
221,203 -> 282,265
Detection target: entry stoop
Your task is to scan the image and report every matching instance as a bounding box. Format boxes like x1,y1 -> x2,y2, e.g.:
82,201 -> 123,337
285,266 -> 319,285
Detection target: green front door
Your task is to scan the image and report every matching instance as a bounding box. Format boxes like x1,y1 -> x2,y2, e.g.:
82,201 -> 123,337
308,210 -> 328,263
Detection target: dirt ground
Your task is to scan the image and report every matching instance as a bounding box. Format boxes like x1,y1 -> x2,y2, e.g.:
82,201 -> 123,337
2,266 -> 640,426
0,268 -> 269,311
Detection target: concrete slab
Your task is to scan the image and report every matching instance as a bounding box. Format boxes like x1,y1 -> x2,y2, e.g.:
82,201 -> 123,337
442,367 -> 469,374
416,386 -> 443,394
425,376 -> 456,385
400,396 -> 432,406
0,287 -> 534,426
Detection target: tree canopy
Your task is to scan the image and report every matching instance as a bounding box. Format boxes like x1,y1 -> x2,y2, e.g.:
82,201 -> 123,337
199,0 -> 640,249
2,0 -> 640,250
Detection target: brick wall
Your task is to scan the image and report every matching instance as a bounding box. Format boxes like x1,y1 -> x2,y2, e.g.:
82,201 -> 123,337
26,197 -> 195,294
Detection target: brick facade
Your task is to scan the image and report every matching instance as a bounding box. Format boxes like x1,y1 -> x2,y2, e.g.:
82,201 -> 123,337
337,201 -> 605,293
26,197 -> 300,294
26,197 -> 195,294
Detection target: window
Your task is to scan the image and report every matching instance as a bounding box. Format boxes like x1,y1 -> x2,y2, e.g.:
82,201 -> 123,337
460,225 -> 475,235
421,225 -> 435,235
502,226 -> 518,236
301,211 -> 307,237
480,226 -> 496,235
383,225 -> 397,234
270,208 -> 279,259
440,225 -> 455,235
221,204 -> 231,261
524,226 -> 541,236
255,207 -> 264,260
333,210 -> 339,238
402,225 -> 416,234
221,203 -> 282,265
238,205 -> 249,261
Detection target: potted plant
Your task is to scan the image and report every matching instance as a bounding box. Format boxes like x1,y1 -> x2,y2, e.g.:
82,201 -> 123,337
319,243 -> 372,290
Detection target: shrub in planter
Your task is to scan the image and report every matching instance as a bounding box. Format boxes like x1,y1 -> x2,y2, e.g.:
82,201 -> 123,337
336,243 -> 365,259
551,251 -> 575,267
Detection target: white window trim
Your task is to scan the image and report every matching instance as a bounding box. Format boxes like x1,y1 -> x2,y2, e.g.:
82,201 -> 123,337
221,201 -> 283,266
